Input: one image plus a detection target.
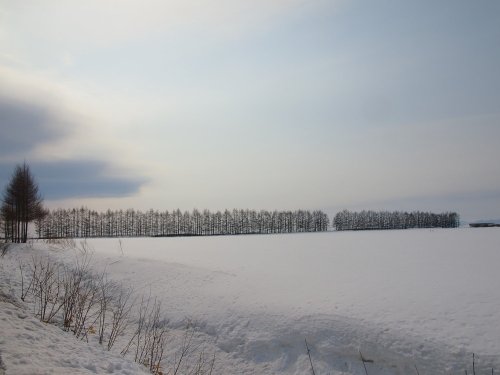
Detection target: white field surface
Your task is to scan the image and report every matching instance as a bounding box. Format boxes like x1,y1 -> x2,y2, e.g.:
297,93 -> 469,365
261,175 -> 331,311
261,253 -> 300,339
1,227 -> 500,374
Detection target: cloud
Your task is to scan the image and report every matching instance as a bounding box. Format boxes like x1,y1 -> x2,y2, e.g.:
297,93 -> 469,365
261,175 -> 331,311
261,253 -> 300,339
0,94 -> 68,158
1,1 -> 336,52
0,160 -> 147,200
34,160 -> 147,199
0,67 -> 149,201
0,65 -> 84,162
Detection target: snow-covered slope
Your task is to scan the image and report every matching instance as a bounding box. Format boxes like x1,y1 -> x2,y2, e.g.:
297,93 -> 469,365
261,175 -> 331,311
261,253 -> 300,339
0,258 -> 151,375
1,227 -> 499,374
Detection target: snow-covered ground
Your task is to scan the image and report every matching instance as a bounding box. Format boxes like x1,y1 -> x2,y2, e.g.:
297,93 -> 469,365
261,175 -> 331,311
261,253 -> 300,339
0,291 -> 150,375
1,227 -> 500,374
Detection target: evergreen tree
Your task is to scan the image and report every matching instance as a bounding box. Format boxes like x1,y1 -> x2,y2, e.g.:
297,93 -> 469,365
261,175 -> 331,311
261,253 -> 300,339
2,162 -> 46,243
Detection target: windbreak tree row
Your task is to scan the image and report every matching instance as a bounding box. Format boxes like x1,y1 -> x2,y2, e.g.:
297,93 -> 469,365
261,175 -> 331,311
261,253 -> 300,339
36,208 -> 329,238
333,210 -> 459,231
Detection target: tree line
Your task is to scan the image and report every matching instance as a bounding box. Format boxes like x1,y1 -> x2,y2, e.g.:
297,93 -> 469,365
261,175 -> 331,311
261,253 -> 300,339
35,207 -> 330,238
1,162 -> 462,241
333,210 -> 460,231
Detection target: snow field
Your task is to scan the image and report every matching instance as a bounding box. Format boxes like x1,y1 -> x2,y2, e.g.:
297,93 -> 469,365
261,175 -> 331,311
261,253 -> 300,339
1,227 -> 499,374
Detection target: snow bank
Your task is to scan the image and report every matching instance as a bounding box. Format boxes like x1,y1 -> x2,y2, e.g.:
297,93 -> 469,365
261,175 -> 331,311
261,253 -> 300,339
0,255 -> 150,375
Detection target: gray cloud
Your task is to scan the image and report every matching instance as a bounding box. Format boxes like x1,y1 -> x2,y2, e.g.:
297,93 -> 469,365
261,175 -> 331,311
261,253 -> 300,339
0,92 -> 147,200
0,160 -> 147,200
0,94 -> 68,157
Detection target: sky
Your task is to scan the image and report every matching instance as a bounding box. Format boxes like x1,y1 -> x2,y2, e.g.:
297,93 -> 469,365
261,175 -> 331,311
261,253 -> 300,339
0,0 -> 499,221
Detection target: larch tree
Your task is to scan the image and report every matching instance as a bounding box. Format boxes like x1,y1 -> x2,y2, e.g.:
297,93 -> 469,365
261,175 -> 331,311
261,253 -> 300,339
1,162 -> 46,243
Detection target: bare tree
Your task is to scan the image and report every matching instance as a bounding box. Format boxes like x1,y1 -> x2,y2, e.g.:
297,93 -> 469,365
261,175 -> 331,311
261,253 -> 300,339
107,286 -> 134,350
122,295 -> 169,374
38,207 -> 331,239
333,210 -> 460,231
